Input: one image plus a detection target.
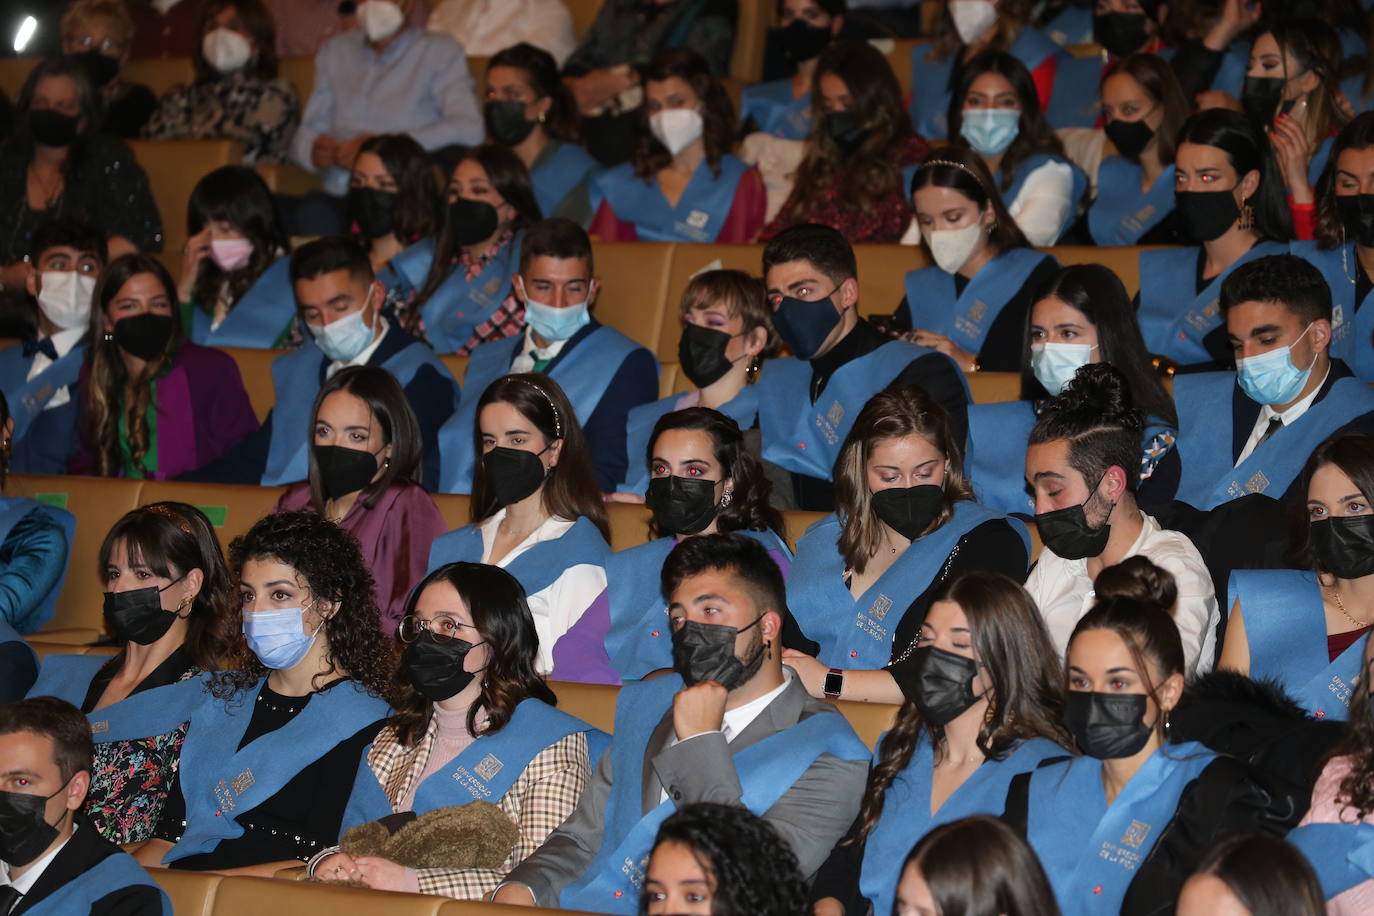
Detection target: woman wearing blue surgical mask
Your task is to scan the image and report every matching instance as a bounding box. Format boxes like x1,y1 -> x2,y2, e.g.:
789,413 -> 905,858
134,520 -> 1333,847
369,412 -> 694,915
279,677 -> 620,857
942,50 -> 1085,246
134,511 -> 396,875
894,150 -> 1059,374
588,48 -> 766,244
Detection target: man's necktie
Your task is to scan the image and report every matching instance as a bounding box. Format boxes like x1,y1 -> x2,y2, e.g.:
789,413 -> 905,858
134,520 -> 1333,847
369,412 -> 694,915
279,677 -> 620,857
0,884 -> 24,916
1254,416 -> 1283,452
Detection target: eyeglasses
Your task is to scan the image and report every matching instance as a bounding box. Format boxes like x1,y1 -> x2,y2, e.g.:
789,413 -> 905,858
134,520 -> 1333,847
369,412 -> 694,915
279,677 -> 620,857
69,34 -> 125,55
397,613 -> 479,644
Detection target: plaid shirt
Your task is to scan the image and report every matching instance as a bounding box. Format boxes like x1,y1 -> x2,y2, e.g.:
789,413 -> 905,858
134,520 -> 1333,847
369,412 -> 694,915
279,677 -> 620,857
363,716 -> 591,899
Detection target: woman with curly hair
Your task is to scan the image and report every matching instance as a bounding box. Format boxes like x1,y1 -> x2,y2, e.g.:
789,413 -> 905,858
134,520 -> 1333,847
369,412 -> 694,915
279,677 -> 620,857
810,572 -> 1071,916
641,803 -> 810,916
306,562 -> 600,898
26,501 -> 236,845
134,511 -> 394,876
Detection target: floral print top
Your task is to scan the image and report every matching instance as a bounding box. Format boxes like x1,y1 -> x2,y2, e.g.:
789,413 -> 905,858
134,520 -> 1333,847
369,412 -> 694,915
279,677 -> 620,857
143,72 -> 301,166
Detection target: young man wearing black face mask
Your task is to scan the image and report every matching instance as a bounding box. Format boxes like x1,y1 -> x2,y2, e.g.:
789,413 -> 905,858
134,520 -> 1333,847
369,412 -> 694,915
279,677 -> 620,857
0,697 -> 169,914
1023,364 -> 1218,675
181,236 -> 460,491
494,533 -> 869,912
758,223 -> 970,511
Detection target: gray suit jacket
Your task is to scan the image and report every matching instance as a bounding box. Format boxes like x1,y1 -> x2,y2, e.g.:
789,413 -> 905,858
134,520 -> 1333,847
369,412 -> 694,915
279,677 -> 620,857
504,674 -> 869,907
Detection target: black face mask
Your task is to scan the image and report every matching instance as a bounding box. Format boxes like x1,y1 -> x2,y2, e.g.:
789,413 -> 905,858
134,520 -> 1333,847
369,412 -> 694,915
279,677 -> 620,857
1336,194 -> 1374,248
671,616 -> 764,690
75,50 -> 119,88
112,312 -> 175,361
678,323 -> 738,389
103,579 -> 185,646
484,99 -> 537,147
1103,117 -> 1155,160
825,110 -> 868,158
313,444 -> 380,502
871,484 -> 944,542
482,446 -> 548,506
347,187 -> 396,240
448,196 -> 501,246
772,293 -> 842,360
402,630 -> 482,702
776,19 -> 831,63
1241,75 -> 1285,126
909,646 -> 983,726
1035,480 -> 1113,561
1093,11 -> 1151,59
0,785 -> 64,868
1311,516 -> 1374,580
646,475 -> 721,537
1174,189 -> 1241,244
28,109 -> 80,147
1065,691 -> 1153,759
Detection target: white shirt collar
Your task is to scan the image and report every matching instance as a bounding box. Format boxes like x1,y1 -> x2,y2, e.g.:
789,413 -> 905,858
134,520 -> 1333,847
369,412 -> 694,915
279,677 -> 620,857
516,324 -> 569,365
477,507 -> 575,566
1259,363 -> 1329,427
326,316 -> 388,379
722,667 -> 793,742
0,822 -> 76,896
47,326 -> 85,359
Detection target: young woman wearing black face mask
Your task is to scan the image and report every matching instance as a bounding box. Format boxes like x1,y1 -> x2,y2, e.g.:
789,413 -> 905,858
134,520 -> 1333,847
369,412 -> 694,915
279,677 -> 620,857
810,571 -> 1072,916
273,366 -> 445,638
1008,557 -> 1290,916
1219,433 -> 1374,721
428,374 -> 610,675
392,144 -> 542,355
781,384 -> 1030,705
741,0 -> 845,142
306,561 -> 601,898
347,134 -> 441,286
25,502 -> 237,845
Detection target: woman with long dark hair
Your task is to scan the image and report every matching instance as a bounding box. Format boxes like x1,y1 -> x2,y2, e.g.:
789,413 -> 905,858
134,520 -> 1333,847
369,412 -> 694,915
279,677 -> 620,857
1136,108 -> 1291,370
810,572 -> 1071,916
273,366 -> 446,635
739,0 -> 844,142
781,385 -> 1029,705
178,165 -> 294,349
1178,833 -> 1325,916
307,562 -> 599,898
349,134 -> 442,282
27,502 -> 236,845
136,511 -> 396,875
428,374 -> 610,673
894,816 -> 1061,916
391,144 -> 542,354
70,253 -> 258,478
589,49 -> 765,244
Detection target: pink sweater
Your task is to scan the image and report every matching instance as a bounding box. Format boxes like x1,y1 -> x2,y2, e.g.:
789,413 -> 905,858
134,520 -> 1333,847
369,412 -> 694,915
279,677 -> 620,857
1299,755 -> 1374,915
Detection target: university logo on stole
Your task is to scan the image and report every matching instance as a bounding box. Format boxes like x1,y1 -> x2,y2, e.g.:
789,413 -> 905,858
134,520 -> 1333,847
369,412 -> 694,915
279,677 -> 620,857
1227,470 -> 1271,500
475,753 -> 504,781
1120,820 -> 1151,849
213,769 -> 255,813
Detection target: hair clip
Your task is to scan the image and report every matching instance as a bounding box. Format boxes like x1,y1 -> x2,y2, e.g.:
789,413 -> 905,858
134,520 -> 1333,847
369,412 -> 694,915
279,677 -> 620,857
144,504 -> 192,535
521,378 -> 563,438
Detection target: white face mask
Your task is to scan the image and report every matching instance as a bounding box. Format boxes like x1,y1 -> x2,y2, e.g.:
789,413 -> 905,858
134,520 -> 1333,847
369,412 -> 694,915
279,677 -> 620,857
950,0 -> 998,46
37,271 -> 96,331
202,28 -> 253,74
650,109 -> 704,156
356,0 -> 406,42
924,221 -> 985,274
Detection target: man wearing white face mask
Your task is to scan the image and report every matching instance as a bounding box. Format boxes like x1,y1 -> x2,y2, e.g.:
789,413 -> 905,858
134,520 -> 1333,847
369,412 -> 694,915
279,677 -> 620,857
0,222 -> 104,475
1145,255 -> 1374,512
180,237 -> 460,492
434,218 -> 658,494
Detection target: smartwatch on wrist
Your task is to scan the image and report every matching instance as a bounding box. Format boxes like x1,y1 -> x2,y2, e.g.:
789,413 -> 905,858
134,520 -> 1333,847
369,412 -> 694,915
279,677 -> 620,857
823,668 -> 844,699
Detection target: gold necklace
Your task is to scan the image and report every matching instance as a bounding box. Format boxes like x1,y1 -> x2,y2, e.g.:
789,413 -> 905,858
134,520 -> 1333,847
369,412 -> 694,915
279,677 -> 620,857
1329,586 -> 1372,629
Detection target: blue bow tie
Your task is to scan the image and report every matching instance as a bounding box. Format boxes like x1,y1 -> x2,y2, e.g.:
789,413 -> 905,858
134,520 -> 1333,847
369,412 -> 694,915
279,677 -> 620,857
22,336 -> 57,360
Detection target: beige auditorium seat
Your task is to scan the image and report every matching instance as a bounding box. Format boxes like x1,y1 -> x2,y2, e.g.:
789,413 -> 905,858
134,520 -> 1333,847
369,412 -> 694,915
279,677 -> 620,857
123,57 -> 197,98
607,501 -> 653,552
151,868 -> 222,916
434,493 -> 473,533
127,138 -> 245,270
593,242 -> 675,352
0,57 -> 38,99
217,347 -> 280,423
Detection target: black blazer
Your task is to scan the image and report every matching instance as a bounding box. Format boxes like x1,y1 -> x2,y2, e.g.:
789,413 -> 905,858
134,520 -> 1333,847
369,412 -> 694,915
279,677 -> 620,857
13,817 -> 163,915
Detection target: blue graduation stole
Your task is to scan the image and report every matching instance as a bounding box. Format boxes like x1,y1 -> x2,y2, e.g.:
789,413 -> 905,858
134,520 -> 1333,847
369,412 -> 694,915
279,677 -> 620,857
1174,373 -> 1374,510
165,676 -> 390,862
427,516 -> 610,596
422,231 -> 525,355
1137,241 -> 1287,366
1027,741 -> 1217,916
0,339 -> 87,443
1087,158 -> 1176,246
1208,43 -> 1249,97
618,386 -> 760,495
860,736 -> 1066,916
25,850 -> 171,915
341,699 -> 607,832
902,248 -> 1052,355
603,529 -> 791,682
1290,822 -> 1374,899
1291,240 -> 1374,381
532,141 -> 600,218
757,341 -> 961,480
1001,153 -> 1086,243
908,29 -> 1059,140
436,326 -> 650,493
788,503 -> 1026,668
1309,135 -> 1334,188
0,495 -> 74,633
389,236 -> 436,297
966,400 -> 1037,515
589,156 -> 749,243
27,654 -> 206,741
1044,5 -> 1093,45
740,79 -> 812,140
261,338 -> 451,486
1231,569 -> 1361,721
188,258 -> 295,349
1044,53 -> 1103,129
559,675 -> 869,914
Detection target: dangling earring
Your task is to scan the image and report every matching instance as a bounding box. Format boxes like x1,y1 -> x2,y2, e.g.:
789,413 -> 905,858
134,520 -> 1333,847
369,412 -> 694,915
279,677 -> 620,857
984,701 -> 997,725
383,457 -> 391,469
103,332 -> 114,342
719,489 -> 733,508
747,354 -> 761,381
1237,196 -> 1254,231
1162,710 -> 1172,737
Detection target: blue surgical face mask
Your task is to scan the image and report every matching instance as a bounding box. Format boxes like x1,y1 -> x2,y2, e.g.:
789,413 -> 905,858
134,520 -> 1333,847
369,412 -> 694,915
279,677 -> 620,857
1235,323 -> 1315,406
308,288 -> 376,363
243,605 -> 324,670
1031,341 -> 1097,395
772,288 -> 846,360
525,298 -> 590,342
960,108 -> 1020,156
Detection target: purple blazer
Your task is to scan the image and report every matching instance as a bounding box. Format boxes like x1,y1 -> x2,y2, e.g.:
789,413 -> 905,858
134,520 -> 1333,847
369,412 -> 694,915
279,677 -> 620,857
70,341 -> 259,479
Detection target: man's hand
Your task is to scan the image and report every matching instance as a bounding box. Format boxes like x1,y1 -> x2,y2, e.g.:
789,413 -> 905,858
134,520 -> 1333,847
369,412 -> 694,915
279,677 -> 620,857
565,69 -> 633,115
1204,0 -> 1262,52
312,134 -> 340,170
334,135 -> 371,171
673,680 -> 728,741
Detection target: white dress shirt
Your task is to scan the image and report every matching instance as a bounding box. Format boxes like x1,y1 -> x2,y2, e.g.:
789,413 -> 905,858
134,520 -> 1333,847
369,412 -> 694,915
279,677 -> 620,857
1235,365 -> 1329,467
24,326 -> 85,410
0,823 -> 76,899
1024,513 -> 1219,675
324,317 -> 388,379
510,325 -> 570,374
428,0 -> 577,65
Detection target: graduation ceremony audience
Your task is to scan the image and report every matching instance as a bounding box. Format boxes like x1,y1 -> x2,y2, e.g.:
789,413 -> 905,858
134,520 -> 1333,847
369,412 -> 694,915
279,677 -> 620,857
14,0 -> 1374,912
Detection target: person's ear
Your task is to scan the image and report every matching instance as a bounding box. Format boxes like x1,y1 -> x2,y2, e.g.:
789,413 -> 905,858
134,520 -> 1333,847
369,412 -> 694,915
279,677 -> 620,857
546,437 -> 564,468
181,567 -> 204,606
1237,168 -> 1261,201
513,273 -> 528,303
1105,465 -> 1129,502
837,277 -> 859,311
587,277 -> 600,307
24,263 -> 38,299
759,609 -> 782,646
1310,317 -> 1332,354
744,325 -> 768,357
1158,671 -> 1185,715
831,14 -> 845,35
532,94 -> 553,120
1293,69 -> 1320,96
65,770 -> 90,811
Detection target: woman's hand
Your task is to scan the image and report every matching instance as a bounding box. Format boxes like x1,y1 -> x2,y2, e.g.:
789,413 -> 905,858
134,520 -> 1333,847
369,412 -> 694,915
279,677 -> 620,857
353,855 -> 413,892
905,329 -> 977,372
781,649 -> 829,699
1270,114 -> 1314,204
179,227 -> 211,302
313,851 -> 359,882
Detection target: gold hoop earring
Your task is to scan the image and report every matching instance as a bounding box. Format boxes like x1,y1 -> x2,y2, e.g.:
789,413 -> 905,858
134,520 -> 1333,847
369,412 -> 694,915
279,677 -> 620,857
1237,197 -> 1254,231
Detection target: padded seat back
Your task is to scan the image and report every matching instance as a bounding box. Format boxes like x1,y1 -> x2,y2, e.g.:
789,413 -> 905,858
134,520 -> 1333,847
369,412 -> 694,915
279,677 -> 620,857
127,139 -> 245,263
278,56 -> 315,103
151,868 -> 222,916
593,243 -> 675,352
565,0 -> 606,39
123,57 -> 197,97
833,698 -> 899,750
439,354 -> 470,385
218,347 -> 281,422
855,244 -> 925,317
607,502 -> 653,552
967,372 -> 1022,404
782,510 -> 828,552
138,480 -> 287,553
433,494 -> 473,533
209,875 -> 447,916
0,57 -> 38,99
549,680 -> 619,734
730,0 -> 772,83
